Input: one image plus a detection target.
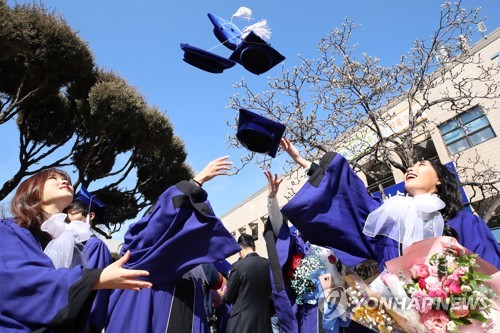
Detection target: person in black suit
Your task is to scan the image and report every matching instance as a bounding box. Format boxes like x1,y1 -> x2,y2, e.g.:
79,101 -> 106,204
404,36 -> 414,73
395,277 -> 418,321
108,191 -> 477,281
224,234 -> 273,333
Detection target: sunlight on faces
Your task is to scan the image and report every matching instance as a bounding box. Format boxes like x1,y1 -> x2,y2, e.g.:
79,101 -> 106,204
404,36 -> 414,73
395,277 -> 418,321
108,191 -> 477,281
404,161 -> 441,196
41,173 -> 74,214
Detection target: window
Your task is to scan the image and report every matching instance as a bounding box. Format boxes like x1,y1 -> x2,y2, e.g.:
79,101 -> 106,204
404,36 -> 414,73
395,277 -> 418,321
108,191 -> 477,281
413,139 -> 439,162
249,222 -> 258,240
364,161 -> 396,194
439,106 -> 495,154
230,231 -> 236,238
238,227 -> 247,235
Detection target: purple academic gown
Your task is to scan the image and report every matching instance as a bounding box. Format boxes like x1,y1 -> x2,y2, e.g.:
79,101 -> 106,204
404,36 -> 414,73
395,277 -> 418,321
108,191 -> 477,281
281,152 -> 500,332
265,220 -> 348,333
83,236 -> 113,332
0,219 -> 102,332
106,180 -> 241,333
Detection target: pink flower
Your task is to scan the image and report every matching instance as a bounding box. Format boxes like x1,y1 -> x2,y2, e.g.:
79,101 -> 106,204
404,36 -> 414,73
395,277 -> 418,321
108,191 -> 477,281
443,274 -> 459,289
411,290 -> 433,314
450,303 -> 470,318
428,289 -> 448,299
448,282 -> 462,295
409,263 -> 429,279
420,309 -> 450,333
424,276 -> 442,293
428,265 -> 439,277
455,266 -> 468,275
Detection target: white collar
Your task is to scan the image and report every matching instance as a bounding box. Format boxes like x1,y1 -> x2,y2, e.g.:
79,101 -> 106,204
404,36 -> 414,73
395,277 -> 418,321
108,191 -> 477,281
363,194 -> 445,250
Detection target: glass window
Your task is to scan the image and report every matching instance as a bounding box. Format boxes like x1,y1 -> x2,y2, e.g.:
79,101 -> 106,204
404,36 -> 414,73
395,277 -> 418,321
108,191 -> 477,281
442,128 -> 465,144
448,138 -> 470,154
249,222 -> 258,240
469,127 -> 495,145
439,106 -> 495,154
364,161 -> 396,194
440,119 -> 460,134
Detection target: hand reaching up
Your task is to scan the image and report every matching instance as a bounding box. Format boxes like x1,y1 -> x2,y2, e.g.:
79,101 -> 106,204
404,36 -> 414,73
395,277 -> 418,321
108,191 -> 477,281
264,171 -> 283,199
280,138 -> 310,169
94,250 -> 152,291
193,156 -> 233,186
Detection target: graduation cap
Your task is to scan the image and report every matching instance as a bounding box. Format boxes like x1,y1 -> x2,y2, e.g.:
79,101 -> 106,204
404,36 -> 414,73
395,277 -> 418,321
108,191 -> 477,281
229,31 -> 286,75
180,43 -> 236,74
74,186 -> 105,224
180,8 -> 285,75
236,109 -> 286,158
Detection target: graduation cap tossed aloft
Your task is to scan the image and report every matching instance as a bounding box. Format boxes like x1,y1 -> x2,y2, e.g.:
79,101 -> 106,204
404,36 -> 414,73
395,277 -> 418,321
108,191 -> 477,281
180,7 -> 285,75
74,186 -> 106,224
236,109 -> 286,158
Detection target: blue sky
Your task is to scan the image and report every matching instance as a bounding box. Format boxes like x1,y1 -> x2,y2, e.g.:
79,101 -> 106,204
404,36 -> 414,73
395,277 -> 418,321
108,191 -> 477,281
2,0 -> 500,240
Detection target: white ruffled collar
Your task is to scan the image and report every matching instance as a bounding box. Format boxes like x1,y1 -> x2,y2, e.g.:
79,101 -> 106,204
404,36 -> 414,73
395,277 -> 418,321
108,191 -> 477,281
41,213 -> 92,243
363,193 -> 445,250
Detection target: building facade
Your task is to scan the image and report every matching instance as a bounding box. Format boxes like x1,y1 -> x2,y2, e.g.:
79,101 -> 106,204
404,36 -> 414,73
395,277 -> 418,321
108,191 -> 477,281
221,28 -> 500,262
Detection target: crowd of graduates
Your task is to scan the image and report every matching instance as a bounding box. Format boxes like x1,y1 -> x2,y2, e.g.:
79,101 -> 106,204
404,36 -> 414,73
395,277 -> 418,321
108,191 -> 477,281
1,132 -> 499,333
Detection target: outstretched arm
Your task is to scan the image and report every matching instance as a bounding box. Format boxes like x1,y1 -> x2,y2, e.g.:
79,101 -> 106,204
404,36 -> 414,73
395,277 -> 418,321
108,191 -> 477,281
264,171 -> 284,237
94,250 -> 152,291
280,138 -> 311,169
192,156 -> 233,186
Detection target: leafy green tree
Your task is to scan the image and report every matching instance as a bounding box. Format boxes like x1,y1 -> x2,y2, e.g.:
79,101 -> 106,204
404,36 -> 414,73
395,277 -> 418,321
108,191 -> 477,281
0,0 -> 94,124
0,2 -> 192,234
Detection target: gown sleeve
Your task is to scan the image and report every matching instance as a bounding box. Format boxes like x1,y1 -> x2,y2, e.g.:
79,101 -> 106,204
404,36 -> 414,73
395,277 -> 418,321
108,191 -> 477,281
0,219 -> 101,331
84,237 -> 113,332
281,152 -> 383,266
121,180 -> 241,286
448,210 -> 500,269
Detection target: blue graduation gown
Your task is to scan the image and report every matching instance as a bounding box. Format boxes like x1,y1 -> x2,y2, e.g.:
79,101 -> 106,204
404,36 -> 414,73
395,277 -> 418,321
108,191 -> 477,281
0,219 -> 101,332
281,152 -> 500,271
106,180 -> 241,333
83,236 -> 113,332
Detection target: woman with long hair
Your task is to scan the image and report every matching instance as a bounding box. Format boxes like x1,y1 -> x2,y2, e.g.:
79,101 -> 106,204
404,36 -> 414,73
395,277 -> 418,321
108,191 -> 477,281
0,168 -> 152,332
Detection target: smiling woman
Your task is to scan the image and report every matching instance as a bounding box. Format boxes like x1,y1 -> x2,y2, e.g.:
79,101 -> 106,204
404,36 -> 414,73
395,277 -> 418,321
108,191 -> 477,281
0,168 -> 152,333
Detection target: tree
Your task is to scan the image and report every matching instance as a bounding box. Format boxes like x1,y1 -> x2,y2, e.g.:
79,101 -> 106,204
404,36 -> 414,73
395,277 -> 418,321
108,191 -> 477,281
72,72 -> 193,234
0,1 -> 94,125
228,1 -> 500,221
0,2 -> 192,234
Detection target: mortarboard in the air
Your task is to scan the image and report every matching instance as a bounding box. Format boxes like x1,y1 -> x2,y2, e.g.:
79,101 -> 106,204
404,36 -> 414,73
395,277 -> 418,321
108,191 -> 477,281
236,108 -> 286,158
229,31 -> 285,75
180,8 -> 285,75
207,13 -> 242,50
180,43 -> 236,74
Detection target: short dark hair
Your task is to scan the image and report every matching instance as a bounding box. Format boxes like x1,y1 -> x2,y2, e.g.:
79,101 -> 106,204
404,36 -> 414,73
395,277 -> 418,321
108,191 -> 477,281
237,233 -> 255,249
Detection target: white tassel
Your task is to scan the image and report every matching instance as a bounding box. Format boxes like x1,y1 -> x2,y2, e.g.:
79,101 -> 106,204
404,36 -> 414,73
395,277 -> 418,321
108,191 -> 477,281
232,6 -> 253,20
243,19 -> 272,41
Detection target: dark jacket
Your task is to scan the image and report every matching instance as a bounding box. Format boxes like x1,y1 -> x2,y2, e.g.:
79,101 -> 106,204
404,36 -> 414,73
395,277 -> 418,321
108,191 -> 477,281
224,252 -> 273,333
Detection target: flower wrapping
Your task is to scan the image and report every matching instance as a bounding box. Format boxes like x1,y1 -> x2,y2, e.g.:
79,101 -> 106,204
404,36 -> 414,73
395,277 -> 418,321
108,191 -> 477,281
384,236 -> 500,333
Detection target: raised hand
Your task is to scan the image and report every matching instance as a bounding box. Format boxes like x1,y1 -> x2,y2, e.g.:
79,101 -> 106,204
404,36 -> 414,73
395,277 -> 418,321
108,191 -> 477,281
280,138 -> 310,169
94,250 -> 152,291
193,156 -> 233,186
264,171 -> 283,198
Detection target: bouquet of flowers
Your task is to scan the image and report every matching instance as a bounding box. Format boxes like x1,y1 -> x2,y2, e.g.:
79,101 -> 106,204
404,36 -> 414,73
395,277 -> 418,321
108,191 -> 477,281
290,247 -> 326,304
383,236 -> 500,332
